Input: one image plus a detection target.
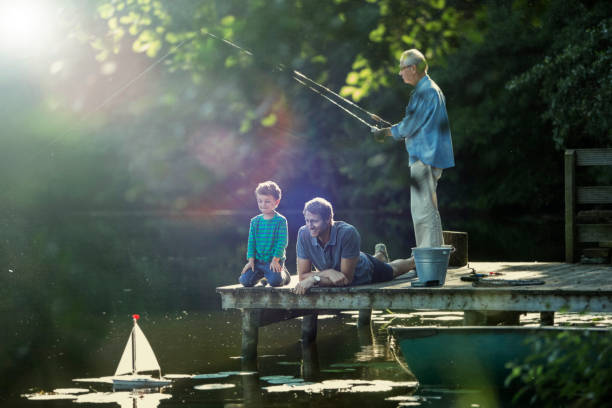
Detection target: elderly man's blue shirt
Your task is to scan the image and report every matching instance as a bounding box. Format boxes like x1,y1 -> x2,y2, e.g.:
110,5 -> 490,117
391,75 -> 455,169
296,221 -> 373,286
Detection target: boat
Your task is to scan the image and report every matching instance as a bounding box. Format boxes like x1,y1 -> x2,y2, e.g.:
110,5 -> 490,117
388,326 -> 610,388
111,314 -> 172,390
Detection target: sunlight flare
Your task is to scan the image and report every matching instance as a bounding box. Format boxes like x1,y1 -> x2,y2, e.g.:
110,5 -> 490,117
0,1 -> 58,56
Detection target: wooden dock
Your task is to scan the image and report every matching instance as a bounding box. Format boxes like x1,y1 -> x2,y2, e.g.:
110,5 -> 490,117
216,262 -> 612,359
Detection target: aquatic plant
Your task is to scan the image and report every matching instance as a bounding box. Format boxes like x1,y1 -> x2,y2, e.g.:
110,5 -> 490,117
505,329 -> 612,407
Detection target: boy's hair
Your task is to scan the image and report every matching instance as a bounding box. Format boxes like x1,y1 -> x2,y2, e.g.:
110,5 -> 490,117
303,197 -> 334,222
255,181 -> 282,200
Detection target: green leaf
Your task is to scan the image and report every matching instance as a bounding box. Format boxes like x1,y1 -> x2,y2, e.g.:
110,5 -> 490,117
346,72 -> 359,85
368,23 -> 385,42
97,3 -> 115,19
261,114 -> 277,127
221,15 -> 235,26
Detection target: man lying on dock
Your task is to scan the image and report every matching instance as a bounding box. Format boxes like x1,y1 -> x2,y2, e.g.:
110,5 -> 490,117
292,197 -> 416,295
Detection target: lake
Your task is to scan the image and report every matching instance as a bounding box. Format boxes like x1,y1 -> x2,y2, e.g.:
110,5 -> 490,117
2,211 -> 605,407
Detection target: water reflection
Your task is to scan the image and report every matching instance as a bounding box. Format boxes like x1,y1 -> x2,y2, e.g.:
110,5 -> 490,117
12,310 -> 612,408
300,342 -> 319,379
76,391 -> 171,407
24,390 -> 171,408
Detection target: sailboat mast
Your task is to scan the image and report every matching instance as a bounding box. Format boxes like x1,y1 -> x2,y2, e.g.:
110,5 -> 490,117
132,314 -> 139,375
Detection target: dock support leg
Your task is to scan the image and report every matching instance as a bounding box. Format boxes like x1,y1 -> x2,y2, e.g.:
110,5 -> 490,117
301,312 -> 318,345
300,342 -> 320,379
463,310 -> 485,325
464,310 -> 522,325
358,309 -> 372,327
241,309 -> 262,360
540,311 -> 555,325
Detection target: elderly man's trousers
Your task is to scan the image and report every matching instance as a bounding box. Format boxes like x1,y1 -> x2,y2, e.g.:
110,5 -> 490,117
410,160 -> 444,247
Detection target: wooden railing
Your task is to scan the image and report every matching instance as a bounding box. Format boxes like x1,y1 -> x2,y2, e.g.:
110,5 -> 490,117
565,148 -> 612,263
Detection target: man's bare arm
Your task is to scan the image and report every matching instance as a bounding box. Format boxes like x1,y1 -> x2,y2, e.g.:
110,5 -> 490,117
297,257 -> 313,281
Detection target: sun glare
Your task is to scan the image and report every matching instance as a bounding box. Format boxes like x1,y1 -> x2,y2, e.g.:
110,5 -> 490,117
0,1 -> 57,57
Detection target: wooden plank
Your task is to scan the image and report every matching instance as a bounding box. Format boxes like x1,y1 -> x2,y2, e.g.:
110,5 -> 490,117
576,148 -> 612,166
565,150 -> 576,262
221,288 -> 612,313
577,224 -> 612,243
217,262 -> 612,314
577,186 -> 612,204
576,210 -> 612,223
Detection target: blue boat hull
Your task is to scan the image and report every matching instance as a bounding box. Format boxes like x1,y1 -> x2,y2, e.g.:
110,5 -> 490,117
388,326 -> 610,388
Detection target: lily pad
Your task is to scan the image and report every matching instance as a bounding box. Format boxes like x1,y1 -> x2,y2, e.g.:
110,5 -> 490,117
192,371 -> 242,379
53,388 -> 89,394
266,378 -> 305,385
260,375 -> 302,384
386,395 -> 422,401
320,368 -> 356,373
23,393 -> 78,401
342,384 -> 393,393
194,383 -> 236,390
164,374 -> 193,379
72,376 -> 114,384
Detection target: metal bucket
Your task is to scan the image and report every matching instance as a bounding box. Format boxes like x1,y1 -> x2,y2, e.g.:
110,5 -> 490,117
412,247 -> 452,286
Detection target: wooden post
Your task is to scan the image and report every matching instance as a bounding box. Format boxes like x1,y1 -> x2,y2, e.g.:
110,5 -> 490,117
300,342 -> 319,379
301,313 -> 318,345
357,309 -> 372,327
464,310 -> 522,325
240,358 -> 261,405
540,311 -> 555,326
357,322 -> 374,348
443,231 -> 468,267
565,150 -> 576,263
241,309 -> 262,360
463,310 -> 485,325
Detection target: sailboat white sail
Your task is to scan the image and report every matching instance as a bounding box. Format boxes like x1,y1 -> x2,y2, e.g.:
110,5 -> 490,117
112,314 -> 171,390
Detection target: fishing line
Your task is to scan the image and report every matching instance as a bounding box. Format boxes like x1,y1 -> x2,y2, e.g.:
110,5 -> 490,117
203,31 -> 390,129
292,70 -> 391,126
291,75 -> 376,128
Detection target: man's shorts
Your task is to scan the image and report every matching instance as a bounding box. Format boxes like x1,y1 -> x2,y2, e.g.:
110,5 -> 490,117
366,254 -> 394,283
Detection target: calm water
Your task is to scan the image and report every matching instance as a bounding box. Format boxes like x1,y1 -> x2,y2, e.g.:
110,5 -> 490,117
11,310 -> 612,408
1,211 -> 600,407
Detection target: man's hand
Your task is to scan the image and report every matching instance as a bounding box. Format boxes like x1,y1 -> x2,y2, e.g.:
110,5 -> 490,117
269,257 -> 282,273
241,259 -> 254,275
371,127 -> 391,143
292,276 -> 316,295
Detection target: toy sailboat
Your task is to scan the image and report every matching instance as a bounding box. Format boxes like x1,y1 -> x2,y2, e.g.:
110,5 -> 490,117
112,314 -> 172,390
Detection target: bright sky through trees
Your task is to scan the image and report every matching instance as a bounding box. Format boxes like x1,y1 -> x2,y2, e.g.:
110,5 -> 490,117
0,1 -> 57,57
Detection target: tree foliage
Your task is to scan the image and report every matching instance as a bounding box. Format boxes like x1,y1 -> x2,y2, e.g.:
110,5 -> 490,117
506,329 -> 612,407
3,0 -> 611,216
507,2 -> 612,149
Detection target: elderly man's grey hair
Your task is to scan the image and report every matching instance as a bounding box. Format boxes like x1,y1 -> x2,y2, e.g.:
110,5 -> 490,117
400,49 -> 428,74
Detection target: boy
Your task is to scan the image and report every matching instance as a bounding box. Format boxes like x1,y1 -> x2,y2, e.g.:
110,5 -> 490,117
239,181 -> 291,287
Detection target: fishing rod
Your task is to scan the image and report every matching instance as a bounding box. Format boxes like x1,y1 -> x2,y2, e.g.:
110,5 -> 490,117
204,31 -> 391,129
292,70 -> 391,127
291,74 -> 377,129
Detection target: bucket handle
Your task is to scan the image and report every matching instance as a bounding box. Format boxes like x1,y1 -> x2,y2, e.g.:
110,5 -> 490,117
444,245 -> 456,254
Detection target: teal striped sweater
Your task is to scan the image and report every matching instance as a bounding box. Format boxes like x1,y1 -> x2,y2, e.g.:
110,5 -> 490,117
246,212 -> 288,262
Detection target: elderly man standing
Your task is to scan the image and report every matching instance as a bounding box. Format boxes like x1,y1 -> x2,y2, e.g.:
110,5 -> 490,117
372,49 -> 454,249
